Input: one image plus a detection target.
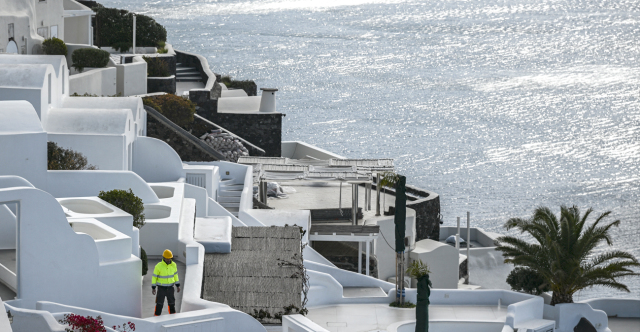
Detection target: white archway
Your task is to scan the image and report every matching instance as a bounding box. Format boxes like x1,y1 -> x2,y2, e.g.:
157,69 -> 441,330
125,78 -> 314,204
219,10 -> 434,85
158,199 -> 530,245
6,40 -> 18,54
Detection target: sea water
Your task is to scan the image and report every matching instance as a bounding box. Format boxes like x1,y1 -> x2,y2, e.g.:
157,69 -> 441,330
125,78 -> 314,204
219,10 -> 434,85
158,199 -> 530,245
100,0 -> 640,300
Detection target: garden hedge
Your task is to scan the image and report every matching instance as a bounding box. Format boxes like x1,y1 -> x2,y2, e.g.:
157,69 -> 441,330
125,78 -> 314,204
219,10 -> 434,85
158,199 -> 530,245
72,48 -> 110,72
42,38 -> 67,56
95,7 -> 167,50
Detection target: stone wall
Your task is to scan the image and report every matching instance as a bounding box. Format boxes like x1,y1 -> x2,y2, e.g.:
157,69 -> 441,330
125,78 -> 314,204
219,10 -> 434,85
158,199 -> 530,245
194,100 -> 283,157
375,182 -> 441,241
147,76 -> 176,94
185,115 -> 267,157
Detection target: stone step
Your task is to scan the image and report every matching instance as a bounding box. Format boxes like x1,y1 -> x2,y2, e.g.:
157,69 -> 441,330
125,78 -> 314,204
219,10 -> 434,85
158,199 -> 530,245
220,184 -> 244,190
218,196 -> 241,203
342,287 -> 387,298
176,71 -> 201,77
219,190 -> 242,197
176,77 -> 203,82
176,66 -> 197,71
221,202 -> 240,208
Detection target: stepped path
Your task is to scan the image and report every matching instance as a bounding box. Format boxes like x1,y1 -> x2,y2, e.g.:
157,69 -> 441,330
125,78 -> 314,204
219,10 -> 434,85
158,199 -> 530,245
218,178 -> 245,217
175,62 -> 205,96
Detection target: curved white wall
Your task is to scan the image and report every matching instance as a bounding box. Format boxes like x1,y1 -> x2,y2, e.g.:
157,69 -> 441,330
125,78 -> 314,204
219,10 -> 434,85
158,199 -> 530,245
133,136 -> 185,183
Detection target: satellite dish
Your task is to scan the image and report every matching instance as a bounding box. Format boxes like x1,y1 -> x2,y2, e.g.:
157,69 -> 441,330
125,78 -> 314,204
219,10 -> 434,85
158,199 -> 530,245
6,40 -> 18,54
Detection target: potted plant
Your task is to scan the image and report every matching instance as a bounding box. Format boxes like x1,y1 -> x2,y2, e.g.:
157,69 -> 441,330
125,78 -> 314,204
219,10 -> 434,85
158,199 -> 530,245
406,259 -> 431,332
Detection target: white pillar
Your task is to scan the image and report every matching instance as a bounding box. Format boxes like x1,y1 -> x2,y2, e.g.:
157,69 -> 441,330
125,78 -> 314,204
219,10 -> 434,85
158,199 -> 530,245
456,216 -> 461,249
467,211 -> 471,284
358,241 -> 362,274
259,88 -> 278,112
366,240 -> 370,276
132,15 -> 136,54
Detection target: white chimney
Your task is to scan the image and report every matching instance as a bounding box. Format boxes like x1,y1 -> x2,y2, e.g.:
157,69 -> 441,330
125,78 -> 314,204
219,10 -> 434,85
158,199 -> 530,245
259,88 -> 278,113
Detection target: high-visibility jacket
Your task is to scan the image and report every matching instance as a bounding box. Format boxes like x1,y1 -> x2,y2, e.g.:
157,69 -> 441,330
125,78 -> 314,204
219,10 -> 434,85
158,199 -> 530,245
152,260 -> 180,288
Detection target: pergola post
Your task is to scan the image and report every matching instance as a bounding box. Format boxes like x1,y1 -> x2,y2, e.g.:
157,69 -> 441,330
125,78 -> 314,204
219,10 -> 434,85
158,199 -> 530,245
366,240 -> 370,276
375,174 -> 381,216
351,183 -> 358,225
358,242 -> 362,274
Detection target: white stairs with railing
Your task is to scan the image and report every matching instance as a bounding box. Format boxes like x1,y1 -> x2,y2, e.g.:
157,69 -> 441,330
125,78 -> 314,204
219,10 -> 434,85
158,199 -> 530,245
218,178 -> 243,217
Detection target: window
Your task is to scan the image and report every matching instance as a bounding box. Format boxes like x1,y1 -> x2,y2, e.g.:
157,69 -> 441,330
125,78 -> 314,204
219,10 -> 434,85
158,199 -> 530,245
51,26 -> 58,39
8,23 -> 14,39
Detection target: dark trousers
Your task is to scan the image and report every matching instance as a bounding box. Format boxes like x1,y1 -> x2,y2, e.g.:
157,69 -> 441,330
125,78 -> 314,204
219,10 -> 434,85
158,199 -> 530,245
154,286 -> 176,316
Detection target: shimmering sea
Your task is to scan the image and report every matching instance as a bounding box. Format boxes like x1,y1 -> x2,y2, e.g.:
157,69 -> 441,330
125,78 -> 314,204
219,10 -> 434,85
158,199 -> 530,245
100,0 -> 640,300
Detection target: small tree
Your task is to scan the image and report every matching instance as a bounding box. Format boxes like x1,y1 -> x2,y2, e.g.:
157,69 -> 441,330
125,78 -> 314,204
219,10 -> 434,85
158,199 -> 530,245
506,267 -> 550,295
72,48 -> 110,72
407,259 -> 431,332
496,205 -> 640,305
42,37 -> 67,56
48,142 -> 97,170
98,189 -> 145,228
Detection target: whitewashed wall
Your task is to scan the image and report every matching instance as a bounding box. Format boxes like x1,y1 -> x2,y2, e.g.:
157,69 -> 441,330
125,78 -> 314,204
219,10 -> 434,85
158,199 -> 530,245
69,67 -> 117,96
0,186 -> 142,316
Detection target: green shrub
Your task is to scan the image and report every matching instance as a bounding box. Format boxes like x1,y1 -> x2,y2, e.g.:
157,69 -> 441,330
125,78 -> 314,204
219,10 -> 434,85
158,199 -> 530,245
157,41 -> 168,54
142,97 -> 162,111
144,94 -> 195,127
98,189 -> 145,229
47,142 -> 97,170
95,7 -> 166,49
141,247 -> 148,276
143,56 -> 170,77
406,259 -> 431,279
220,76 -> 257,96
110,41 -> 132,53
506,267 -> 550,295
72,48 -> 110,72
42,37 -> 67,56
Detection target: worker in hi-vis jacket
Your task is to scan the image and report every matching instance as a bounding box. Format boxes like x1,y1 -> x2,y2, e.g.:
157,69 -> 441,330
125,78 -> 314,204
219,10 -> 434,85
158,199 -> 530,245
152,249 -> 180,316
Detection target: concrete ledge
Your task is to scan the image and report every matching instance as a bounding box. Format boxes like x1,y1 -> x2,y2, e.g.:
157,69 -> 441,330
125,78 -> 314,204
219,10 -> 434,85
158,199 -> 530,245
194,216 -> 232,253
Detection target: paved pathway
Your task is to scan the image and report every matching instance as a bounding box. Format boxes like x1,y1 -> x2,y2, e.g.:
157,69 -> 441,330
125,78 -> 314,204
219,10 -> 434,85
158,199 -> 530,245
609,317 -> 640,332
306,303 -> 507,332
141,259 -> 186,318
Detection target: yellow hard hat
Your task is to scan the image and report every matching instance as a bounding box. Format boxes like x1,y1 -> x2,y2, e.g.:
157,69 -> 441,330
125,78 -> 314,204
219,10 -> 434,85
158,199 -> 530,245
162,249 -> 173,259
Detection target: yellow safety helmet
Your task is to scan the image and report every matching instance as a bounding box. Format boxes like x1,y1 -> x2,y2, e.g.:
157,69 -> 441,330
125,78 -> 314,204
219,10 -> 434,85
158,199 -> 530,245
162,249 -> 173,259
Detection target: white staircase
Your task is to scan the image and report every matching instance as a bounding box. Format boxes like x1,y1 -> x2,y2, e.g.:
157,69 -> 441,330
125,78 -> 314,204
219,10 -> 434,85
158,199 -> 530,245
218,178 -> 243,217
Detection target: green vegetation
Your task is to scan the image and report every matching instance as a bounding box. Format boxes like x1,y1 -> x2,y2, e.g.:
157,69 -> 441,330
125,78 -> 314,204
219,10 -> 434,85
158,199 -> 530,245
143,94 -> 195,127
95,6 -> 167,51
141,247 -> 148,276
70,92 -> 122,97
47,142 -> 96,170
506,267 -> 550,295
98,189 -> 145,229
406,259 -> 431,279
389,301 -> 416,308
496,205 -> 640,305
220,76 -> 257,96
42,37 -> 67,56
157,41 -> 168,54
72,48 -> 110,72
143,56 -> 170,77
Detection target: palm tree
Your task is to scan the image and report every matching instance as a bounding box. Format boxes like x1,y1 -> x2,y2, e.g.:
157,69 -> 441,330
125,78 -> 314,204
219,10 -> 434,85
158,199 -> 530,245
496,205 -> 639,305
